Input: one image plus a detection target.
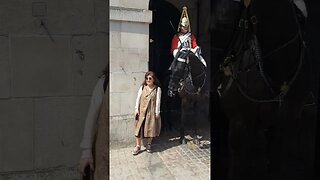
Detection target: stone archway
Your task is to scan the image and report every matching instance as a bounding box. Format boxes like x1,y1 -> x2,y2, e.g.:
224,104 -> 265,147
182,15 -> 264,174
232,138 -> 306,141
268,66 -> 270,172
148,0 -> 212,131
148,0 -> 181,131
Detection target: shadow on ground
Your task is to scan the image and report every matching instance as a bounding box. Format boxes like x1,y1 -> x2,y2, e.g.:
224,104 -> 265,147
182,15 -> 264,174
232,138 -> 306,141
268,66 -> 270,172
149,127 -> 211,153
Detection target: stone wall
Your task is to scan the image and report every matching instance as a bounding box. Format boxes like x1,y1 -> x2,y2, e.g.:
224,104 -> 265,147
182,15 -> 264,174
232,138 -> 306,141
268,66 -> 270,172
0,0 -> 108,179
109,0 -> 212,148
109,1 -> 152,148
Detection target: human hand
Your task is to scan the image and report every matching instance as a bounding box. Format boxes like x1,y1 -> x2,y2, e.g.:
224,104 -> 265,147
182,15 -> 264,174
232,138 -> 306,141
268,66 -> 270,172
156,114 -> 161,120
191,46 -> 199,54
79,158 -> 94,176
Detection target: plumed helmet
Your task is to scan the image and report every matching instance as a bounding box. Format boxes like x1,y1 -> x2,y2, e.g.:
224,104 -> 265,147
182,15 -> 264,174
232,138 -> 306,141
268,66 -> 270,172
178,6 -> 191,32
181,17 -> 189,27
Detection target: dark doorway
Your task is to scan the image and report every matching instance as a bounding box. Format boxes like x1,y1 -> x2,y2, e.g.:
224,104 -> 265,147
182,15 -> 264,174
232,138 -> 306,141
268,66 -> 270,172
306,1 -> 320,179
149,0 -> 181,131
149,0 -> 180,74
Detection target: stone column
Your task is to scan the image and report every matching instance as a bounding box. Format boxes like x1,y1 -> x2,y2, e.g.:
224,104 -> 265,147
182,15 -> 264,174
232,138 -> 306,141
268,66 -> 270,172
110,0 -> 152,147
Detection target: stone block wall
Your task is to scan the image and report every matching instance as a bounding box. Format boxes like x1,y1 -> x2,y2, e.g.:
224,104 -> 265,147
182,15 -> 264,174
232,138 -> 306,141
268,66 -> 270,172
0,0 -> 108,179
109,1 -> 152,148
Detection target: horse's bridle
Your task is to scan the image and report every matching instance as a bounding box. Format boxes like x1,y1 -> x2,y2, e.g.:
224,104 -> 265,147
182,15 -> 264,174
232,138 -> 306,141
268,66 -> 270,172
168,49 -> 207,96
180,62 -> 207,95
218,0 -> 306,105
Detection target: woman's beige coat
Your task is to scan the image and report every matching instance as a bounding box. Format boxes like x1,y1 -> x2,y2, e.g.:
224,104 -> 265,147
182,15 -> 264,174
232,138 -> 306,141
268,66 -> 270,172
134,86 -> 161,137
93,85 -> 109,179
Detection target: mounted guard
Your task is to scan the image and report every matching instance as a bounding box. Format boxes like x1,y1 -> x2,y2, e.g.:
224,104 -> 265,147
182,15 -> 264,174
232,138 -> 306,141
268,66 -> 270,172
168,6 -> 206,97
167,6 -> 209,145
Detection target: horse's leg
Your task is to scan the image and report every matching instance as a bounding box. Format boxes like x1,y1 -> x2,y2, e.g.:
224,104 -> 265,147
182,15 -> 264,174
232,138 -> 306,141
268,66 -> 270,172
299,94 -> 317,179
179,96 -> 191,144
167,96 -> 179,132
192,98 -> 201,145
268,94 -> 315,180
164,75 -> 173,131
268,99 -> 300,179
250,103 -> 274,180
227,104 -> 269,180
161,96 -> 168,133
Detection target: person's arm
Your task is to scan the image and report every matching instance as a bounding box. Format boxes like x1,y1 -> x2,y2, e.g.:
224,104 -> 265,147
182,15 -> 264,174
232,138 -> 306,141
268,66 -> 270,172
155,87 -> 161,118
135,86 -> 143,115
293,0 -> 308,17
191,34 -> 198,48
80,77 -> 105,160
190,34 -> 200,54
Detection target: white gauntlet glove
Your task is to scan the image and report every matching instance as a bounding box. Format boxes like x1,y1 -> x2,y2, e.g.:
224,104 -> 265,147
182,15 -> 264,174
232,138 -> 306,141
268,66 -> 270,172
191,46 -> 200,54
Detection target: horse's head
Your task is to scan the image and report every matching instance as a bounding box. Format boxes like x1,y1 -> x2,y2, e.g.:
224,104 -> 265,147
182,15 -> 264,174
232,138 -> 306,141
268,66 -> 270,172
213,0 -> 308,102
167,49 -> 190,97
168,49 -> 207,97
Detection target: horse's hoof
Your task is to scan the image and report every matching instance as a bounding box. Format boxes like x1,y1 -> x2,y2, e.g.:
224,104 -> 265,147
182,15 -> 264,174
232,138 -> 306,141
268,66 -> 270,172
180,138 -> 187,144
193,138 -> 200,145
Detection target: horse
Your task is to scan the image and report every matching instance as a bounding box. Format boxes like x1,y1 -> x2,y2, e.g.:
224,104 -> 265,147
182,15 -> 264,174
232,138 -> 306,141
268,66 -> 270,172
211,0 -> 317,179
167,48 -> 209,145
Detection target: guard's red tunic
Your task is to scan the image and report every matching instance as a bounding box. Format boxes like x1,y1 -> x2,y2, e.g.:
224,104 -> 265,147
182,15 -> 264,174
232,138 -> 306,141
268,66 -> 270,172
170,32 -> 198,54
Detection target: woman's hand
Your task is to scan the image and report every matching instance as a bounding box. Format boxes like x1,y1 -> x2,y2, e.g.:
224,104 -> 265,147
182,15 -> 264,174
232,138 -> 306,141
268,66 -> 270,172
156,114 -> 161,120
135,111 -> 140,120
79,158 -> 94,176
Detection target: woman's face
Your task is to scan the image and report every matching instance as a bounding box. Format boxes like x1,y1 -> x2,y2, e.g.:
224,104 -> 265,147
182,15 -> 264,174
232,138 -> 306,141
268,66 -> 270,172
145,75 -> 154,85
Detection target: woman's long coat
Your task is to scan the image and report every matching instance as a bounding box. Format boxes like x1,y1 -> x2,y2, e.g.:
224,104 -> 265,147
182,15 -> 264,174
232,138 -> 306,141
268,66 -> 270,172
134,86 -> 161,137
93,85 -> 109,179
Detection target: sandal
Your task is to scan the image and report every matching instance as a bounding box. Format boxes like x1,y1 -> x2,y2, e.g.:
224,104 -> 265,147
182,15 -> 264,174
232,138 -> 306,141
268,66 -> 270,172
132,145 -> 141,155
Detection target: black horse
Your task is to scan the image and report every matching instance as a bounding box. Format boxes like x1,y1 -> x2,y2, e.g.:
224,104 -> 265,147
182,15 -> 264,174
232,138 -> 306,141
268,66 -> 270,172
211,0 -> 317,179
167,48 -> 209,145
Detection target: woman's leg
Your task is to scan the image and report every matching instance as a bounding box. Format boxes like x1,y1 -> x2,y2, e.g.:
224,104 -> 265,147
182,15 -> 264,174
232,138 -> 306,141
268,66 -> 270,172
132,127 -> 143,155
147,137 -> 153,145
136,136 -> 142,146
146,137 -> 153,153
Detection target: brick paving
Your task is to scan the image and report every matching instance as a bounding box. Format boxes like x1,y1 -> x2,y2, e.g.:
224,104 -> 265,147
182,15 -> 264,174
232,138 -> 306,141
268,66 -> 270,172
110,128 -> 211,180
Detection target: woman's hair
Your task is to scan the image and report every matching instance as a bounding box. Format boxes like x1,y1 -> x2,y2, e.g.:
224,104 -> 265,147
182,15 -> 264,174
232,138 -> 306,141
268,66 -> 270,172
98,64 -> 109,92
102,65 -> 108,76
142,71 -> 161,87
101,63 -> 109,76
99,63 -> 109,78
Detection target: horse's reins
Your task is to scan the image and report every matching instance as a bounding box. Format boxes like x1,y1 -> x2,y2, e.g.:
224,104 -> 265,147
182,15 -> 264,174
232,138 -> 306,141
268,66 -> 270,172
219,0 -> 306,105
180,65 -> 207,95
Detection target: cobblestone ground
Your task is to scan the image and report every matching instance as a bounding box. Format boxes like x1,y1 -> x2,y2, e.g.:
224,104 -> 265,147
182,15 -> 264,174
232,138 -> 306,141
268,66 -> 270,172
110,128 -> 211,180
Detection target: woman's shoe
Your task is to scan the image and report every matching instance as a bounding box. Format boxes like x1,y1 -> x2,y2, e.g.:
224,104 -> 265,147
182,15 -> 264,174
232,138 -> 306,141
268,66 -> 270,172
132,145 -> 141,155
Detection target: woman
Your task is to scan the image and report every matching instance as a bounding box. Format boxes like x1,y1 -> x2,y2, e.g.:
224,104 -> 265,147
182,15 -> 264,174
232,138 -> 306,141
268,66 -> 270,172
133,71 -> 162,155
79,65 -> 109,179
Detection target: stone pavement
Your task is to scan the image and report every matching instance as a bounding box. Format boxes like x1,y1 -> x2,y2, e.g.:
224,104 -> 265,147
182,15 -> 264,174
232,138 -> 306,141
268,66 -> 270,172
110,128 -> 211,180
